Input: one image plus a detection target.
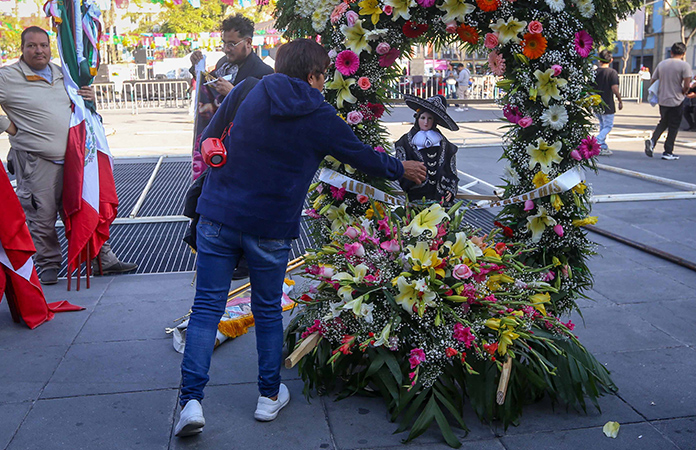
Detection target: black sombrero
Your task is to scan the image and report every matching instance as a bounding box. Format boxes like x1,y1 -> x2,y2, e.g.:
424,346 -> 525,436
404,94 -> 459,131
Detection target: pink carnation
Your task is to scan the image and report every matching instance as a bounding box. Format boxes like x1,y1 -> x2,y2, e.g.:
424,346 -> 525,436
409,348 -> 426,369
375,42 -> 391,55
358,76 -> 371,90
528,20 -> 543,34
484,33 -> 499,49
346,110 -> 364,125
335,50 -> 360,76
453,323 -> 476,348
574,30 -> 593,58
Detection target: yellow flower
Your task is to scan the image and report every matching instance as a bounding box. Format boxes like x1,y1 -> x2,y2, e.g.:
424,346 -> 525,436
572,216 -> 598,227
384,0 -> 416,21
532,172 -> 550,188
365,202 -> 385,219
312,193 -> 326,210
358,0 -> 383,25
529,292 -> 551,316
394,276 -> 436,314
446,232 -> 483,262
490,16 -> 528,45
325,203 -> 350,231
437,0 -> 475,23
550,194 -> 563,211
526,206 -> 557,242
534,68 -> 568,106
498,328 -> 520,354
573,182 -> 587,194
407,241 -> 444,276
403,203 -> 449,237
340,20 -> 371,55
527,138 -> 563,174
485,318 -> 501,330
325,70 -> 358,109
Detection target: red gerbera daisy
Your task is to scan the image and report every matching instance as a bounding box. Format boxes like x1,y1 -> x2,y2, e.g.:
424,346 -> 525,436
521,32 -> 547,59
476,0 -> 500,12
403,21 -> 429,38
457,25 -> 479,45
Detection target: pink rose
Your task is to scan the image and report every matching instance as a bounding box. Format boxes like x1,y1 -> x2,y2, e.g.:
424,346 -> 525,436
383,5 -> 392,14
344,242 -> 365,257
528,20 -> 543,34
380,239 -> 400,252
551,64 -> 562,76
319,266 -> 335,278
358,76 -> 371,90
484,33 -> 499,49
452,264 -> 473,280
524,200 -> 534,211
554,224 -> 564,237
375,42 -> 391,55
445,21 -> 457,34
345,10 -> 358,27
344,226 -> 360,239
518,116 -> 533,128
356,194 -> 369,204
328,49 -> 337,59
570,149 -> 582,161
346,110 -> 364,125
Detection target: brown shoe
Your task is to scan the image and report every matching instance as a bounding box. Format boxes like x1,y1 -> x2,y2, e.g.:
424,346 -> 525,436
93,260 -> 138,275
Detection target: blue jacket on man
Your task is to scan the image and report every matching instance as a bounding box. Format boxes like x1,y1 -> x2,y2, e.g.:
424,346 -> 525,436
198,73 -> 405,239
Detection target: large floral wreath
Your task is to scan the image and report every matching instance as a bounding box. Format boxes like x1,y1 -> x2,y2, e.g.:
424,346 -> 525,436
274,0 -> 640,446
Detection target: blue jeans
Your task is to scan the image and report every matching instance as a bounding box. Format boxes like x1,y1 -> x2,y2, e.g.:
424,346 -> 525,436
596,113 -> 615,150
179,216 -> 292,406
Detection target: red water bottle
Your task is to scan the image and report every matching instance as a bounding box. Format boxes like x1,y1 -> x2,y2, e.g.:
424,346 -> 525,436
201,138 -> 227,167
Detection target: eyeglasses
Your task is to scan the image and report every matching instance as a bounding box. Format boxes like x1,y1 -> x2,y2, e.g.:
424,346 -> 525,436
221,39 -> 248,49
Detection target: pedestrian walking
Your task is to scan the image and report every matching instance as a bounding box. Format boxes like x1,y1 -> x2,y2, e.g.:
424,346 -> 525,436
454,63 -> 470,111
594,50 -> 623,156
644,42 -> 693,160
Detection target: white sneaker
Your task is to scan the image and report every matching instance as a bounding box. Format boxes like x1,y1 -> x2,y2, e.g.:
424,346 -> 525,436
254,383 -> 290,422
455,108 -> 464,112
661,153 -> 679,160
464,107 -> 469,111
175,400 -> 205,437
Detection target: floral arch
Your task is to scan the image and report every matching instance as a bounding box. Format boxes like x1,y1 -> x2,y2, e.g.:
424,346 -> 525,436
274,0 -> 640,446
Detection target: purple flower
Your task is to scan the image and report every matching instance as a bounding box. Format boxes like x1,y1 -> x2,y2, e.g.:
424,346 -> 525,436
379,48 -> 400,67
574,30 -> 593,58
416,0 -> 436,6
335,49 -> 360,76
375,42 -> 391,55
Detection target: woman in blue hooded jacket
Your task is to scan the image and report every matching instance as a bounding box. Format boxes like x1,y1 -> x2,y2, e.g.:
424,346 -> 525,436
175,39 -> 426,437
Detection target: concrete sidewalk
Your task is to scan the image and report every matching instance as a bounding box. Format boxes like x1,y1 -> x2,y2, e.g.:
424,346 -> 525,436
2,101 -> 696,450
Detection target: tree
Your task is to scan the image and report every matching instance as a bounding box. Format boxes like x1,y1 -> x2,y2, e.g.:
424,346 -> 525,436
664,0 -> 696,46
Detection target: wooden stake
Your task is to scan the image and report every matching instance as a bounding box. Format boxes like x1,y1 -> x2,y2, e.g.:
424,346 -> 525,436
226,256 -> 305,298
285,332 -> 321,369
496,357 -> 513,405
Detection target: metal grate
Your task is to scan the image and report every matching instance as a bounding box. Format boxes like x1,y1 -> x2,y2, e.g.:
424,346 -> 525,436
461,208 -> 497,235
138,161 -> 191,217
113,162 -> 156,218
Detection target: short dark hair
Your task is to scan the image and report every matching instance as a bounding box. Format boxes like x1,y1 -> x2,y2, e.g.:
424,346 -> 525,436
275,39 -> 330,83
598,50 -> 612,63
221,14 -> 254,38
21,26 -> 49,47
671,42 -> 686,56
456,63 -> 464,69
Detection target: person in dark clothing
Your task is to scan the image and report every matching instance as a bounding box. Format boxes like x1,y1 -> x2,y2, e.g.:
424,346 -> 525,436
594,50 -> 623,156
174,39 -> 426,438
395,94 -> 459,205
683,75 -> 696,131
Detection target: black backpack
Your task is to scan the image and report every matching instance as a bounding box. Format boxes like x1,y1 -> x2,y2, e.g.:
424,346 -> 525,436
182,77 -> 260,251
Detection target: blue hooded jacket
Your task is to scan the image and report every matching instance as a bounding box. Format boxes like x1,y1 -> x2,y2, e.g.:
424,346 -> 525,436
197,73 -> 405,239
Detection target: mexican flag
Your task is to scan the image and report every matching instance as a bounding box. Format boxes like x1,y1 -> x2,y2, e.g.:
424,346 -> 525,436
44,0 -> 118,273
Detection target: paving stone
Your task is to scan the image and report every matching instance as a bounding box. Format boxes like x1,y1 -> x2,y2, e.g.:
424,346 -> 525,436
0,345 -> 68,404
74,298 -> 195,344
592,266 -> 694,304
323,390 -> 494,449
500,422 -> 680,450
382,439 -> 506,450
600,348 -> 696,421
574,290 -> 616,310
7,390 -> 176,450
170,380 -> 332,450
569,304 -> 682,354
629,300 -> 696,347
652,416 -> 696,450
0,303 -> 90,350
491,395 -> 642,436
0,402 -> 31,450
41,339 -> 182,398
39,275 -> 113,307
102,273 -> 197,298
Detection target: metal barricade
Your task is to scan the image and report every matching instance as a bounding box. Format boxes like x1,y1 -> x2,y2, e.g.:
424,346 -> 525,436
93,80 -> 191,113
618,74 -> 643,102
387,75 -> 499,101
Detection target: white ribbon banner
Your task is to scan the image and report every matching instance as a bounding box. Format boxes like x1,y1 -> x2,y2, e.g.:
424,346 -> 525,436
318,167 -> 585,210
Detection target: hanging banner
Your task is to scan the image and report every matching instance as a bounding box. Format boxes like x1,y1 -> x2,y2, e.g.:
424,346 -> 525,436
318,167 -> 585,210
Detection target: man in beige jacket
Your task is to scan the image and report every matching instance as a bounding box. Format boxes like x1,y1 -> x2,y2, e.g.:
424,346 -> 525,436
1,26 -> 136,285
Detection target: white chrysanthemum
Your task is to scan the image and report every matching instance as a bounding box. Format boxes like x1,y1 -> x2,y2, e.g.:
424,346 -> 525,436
503,165 -> 520,185
576,0 -> 595,18
540,104 -> 569,130
545,0 -> 565,13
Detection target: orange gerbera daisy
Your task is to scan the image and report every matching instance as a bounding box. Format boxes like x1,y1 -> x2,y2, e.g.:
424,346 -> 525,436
521,32 -> 547,59
476,0 -> 500,12
457,25 -> 479,45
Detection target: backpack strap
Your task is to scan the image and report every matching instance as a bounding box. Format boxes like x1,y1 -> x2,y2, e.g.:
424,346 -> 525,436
220,77 -> 260,141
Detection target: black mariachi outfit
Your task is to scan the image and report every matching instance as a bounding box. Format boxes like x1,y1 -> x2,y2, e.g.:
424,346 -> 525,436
394,125 -> 459,203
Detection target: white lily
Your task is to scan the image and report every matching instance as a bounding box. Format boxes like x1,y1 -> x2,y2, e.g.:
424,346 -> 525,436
403,203 -> 449,237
